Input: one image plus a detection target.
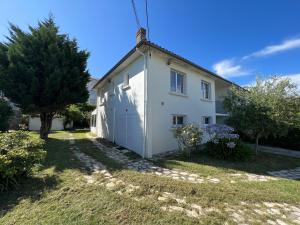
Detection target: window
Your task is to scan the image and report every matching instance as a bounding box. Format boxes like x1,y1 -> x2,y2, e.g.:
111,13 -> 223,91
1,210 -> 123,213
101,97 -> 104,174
201,80 -> 211,100
99,89 -> 105,105
91,114 -> 96,127
202,116 -> 211,126
170,70 -> 185,94
172,115 -> 185,127
122,73 -> 130,89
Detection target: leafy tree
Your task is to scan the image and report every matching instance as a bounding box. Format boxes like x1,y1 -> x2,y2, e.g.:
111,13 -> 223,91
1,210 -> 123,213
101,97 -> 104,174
224,76 -> 300,153
60,103 -> 95,129
0,17 -> 90,139
0,98 -> 13,131
173,124 -> 203,158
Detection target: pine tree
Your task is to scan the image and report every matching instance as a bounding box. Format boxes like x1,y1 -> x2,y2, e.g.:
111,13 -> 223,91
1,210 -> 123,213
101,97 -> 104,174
0,17 -> 90,139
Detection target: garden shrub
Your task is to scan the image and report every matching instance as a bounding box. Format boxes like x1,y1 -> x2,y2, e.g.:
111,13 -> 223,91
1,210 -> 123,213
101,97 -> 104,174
0,98 -> 13,131
204,124 -> 253,161
173,124 -> 203,158
0,131 -> 46,191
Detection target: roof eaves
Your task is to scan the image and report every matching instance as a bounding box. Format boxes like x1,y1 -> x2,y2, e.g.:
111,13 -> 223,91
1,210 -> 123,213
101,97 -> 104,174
144,41 -> 241,88
93,41 -> 145,89
93,40 -> 242,89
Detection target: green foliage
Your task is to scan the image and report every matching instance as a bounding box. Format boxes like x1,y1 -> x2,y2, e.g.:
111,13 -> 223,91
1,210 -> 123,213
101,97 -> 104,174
0,131 -> 46,191
0,98 -> 13,131
260,127 -> 300,151
173,124 -> 203,158
224,76 -> 300,152
204,124 -> 253,161
61,103 -> 95,128
206,140 -> 253,161
0,16 -> 90,138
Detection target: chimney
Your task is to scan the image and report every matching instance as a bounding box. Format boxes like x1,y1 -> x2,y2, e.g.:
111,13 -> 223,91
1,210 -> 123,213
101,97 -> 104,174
136,27 -> 146,44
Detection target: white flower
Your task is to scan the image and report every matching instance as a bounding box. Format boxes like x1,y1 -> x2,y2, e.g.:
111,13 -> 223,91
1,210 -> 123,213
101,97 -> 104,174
226,142 -> 236,149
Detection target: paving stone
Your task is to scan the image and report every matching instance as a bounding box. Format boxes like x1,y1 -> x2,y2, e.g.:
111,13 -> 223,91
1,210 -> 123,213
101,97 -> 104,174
185,209 -> 199,218
276,219 -> 288,225
169,206 -> 185,212
158,196 -> 168,202
191,204 -> 202,211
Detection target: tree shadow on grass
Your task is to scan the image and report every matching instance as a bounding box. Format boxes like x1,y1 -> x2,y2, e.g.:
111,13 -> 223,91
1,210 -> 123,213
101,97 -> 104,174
0,135 -> 88,218
0,174 -> 59,218
155,150 -> 300,178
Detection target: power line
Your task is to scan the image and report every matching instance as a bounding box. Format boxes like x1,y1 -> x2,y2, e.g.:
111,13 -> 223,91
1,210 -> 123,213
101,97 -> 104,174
131,0 -> 141,29
145,0 -> 150,41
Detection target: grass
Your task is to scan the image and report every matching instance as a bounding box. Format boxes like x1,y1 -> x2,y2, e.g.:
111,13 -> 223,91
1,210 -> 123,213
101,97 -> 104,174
154,149 -> 300,176
0,130 -> 299,225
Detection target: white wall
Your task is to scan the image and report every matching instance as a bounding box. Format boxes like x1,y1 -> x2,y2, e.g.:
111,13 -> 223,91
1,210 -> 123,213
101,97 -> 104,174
91,109 -> 97,134
147,52 -> 216,156
96,56 -> 145,156
29,116 -> 71,131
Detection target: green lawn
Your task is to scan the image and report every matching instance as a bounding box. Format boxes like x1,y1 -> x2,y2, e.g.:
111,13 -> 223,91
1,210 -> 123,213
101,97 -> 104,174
0,130 -> 299,225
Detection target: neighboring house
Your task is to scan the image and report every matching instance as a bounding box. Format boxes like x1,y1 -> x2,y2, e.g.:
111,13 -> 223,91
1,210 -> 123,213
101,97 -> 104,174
87,78 -> 98,105
92,28 -> 237,158
28,115 -> 73,131
29,78 -> 98,131
0,91 -> 21,129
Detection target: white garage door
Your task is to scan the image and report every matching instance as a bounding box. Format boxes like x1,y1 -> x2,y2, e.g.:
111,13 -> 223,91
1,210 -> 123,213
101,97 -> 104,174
115,109 -> 143,156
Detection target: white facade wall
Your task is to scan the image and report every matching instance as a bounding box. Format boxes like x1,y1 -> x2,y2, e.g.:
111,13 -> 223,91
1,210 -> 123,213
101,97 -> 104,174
96,56 -> 145,156
146,52 -> 216,156
94,49 -> 231,158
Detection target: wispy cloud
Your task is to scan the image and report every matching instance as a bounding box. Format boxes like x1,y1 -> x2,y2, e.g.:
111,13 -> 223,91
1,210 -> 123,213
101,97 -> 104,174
243,37 -> 300,59
213,36 -> 300,78
212,59 -> 249,78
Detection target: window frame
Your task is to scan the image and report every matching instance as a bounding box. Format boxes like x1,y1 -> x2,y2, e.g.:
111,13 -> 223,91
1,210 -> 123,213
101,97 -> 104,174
170,69 -> 186,95
172,114 -> 186,128
201,80 -> 211,100
201,116 -> 211,127
122,72 -> 130,90
99,89 -> 105,105
91,114 -> 96,127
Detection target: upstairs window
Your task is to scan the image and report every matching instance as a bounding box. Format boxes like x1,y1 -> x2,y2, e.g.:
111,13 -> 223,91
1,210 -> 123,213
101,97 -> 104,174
172,115 -> 185,127
201,80 -> 211,100
170,70 -> 185,94
122,73 -> 130,89
99,89 -> 104,105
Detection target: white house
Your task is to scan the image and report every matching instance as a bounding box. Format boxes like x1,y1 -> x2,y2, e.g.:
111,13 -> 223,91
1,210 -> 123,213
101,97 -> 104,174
92,28 -> 237,158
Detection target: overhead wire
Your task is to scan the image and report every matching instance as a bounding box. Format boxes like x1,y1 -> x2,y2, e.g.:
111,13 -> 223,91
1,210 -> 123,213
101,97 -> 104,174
145,0 -> 150,41
131,0 -> 141,29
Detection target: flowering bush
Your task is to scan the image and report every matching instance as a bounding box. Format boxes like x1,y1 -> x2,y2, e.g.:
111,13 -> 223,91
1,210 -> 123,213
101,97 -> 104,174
0,131 -> 46,191
173,124 -> 203,158
205,124 -> 253,161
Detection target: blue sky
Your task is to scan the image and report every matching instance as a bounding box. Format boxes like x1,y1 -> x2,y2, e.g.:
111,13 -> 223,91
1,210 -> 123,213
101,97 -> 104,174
1,0 -> 300,88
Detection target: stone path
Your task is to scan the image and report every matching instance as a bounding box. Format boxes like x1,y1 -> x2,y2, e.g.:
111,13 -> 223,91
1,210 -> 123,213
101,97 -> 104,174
258,145 -> 300,159
268,167 -> 300,180
68,133 -> 300,225
87,134 -> 278,183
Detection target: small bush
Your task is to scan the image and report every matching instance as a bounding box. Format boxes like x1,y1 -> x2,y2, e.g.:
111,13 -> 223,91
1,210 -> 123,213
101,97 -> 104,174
204,124 -> 253,161
173,124 -> 203,158
0,131 -> 46,191
0,99 -> 13,131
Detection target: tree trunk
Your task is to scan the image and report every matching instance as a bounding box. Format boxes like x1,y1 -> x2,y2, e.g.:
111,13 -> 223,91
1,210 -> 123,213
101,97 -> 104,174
255,136 -> 259,154
40,112 -> 54,139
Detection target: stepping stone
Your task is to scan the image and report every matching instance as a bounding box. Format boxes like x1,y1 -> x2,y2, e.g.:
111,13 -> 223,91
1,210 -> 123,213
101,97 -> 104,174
157,196 -> 168,202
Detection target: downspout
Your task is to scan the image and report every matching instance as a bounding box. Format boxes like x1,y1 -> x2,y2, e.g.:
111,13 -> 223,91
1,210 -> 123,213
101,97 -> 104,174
136,46 -> 148,158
